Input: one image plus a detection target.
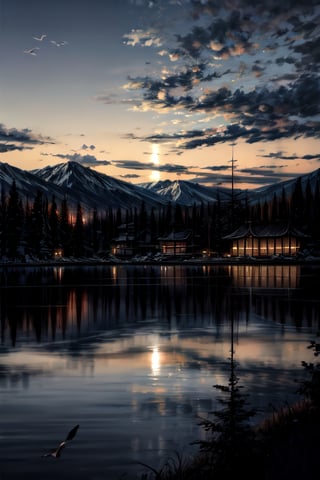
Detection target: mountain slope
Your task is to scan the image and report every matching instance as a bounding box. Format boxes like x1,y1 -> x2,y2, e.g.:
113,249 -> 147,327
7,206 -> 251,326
31,161 -> 168,211
249,168 -> 320,205
140,179 -> 234,205
0,162 -> 73,204
2,160 -> 320,215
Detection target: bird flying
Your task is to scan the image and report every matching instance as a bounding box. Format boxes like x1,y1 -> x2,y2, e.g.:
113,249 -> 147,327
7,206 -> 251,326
42,424 -> 79,458
50,40 -> 68,47
33,34 -> 47,41
24,48 -> 40,56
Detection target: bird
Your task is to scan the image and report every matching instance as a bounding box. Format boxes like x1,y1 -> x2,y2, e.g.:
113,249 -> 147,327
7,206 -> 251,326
24,47 -> 39,56
50,40 -> 68,47
42,424 -> 79,458
33,34 -> 47,41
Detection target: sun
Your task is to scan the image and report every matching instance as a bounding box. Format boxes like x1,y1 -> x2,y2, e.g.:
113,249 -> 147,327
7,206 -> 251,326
150,143 -> 160,182
150,169 -> 161,182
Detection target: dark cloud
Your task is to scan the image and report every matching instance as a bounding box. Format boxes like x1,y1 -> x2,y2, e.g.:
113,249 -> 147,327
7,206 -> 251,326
203,164 -> 230,171
124,70 -> 320,147
189,171 -> 282,186
81,144 -> 96,150
120,173 -> 141,179
122,0 -> 320,153
239,167 -> 295,178
51,153 -> 110,166
0,143 -> 30,153
113,159 -> 192,174
113,159 -> 151,170
259,151 -> 320,161
132,74 -> 320,149
176,8 -> 255,60
0,123 -> 54,147
190,169 -> 298,186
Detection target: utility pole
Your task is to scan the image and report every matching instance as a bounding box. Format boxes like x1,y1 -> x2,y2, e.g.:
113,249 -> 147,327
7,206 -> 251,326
231,145 -> 235,230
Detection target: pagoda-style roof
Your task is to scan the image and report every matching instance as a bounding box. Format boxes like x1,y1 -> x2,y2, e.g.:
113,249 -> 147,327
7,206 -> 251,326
223,223 -> 308,240
158,230 -> 193,242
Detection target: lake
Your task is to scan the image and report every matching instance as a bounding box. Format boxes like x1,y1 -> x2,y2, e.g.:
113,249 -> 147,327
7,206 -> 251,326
0,263 -> 319,479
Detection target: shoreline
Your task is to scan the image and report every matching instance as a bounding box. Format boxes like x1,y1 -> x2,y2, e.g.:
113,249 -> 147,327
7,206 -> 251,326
1,256 -> 320,268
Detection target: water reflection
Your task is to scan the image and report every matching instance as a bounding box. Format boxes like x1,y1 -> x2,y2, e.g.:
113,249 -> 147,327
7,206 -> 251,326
0,264 -> 319,479
1,264 -> 319,346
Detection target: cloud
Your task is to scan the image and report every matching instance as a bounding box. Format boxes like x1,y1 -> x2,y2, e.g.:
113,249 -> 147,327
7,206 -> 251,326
113,159 -> 193,174
0,143 -> 31,153
0,123 -> 54,147
190,169 -> 298,186
94,93 -> 137,106
204,164 -> 231,171
120,173 -> 141,179
81,144 -> 96,150
123,29 -> 162,48
49,152 -> 111,166
122,0 -> 320,152
259,151 -> 320,161
239,167 -> 295,178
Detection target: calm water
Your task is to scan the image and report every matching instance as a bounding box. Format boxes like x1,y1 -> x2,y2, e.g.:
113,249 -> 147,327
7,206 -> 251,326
0,263 -> 319,480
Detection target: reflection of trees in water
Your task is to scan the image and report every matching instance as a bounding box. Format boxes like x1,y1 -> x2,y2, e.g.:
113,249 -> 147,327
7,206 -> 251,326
1,265 -> 320,345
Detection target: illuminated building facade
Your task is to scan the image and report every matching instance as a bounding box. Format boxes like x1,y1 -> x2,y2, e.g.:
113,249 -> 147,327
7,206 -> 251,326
158,230 -> 194,256
223,223 -> 308,257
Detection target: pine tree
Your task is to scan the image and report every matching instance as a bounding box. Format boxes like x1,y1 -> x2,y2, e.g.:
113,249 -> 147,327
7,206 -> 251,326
60,197 -> 72,256
48,195 -> 60,254
30,190 -> 45,256
290,177 -> 304,228
90,207 -> 100,253
6,181 -> 23,258
73,203 -> 84,257
0,187 -> 7,256
278,187 -> 289,222
196,318 -> 257,478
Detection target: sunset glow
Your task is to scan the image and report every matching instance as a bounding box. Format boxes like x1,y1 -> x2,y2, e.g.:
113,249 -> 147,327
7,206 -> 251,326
0,0 -> 319,189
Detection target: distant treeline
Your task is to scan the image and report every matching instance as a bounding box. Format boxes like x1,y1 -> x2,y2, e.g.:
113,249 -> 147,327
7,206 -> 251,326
0,177 -> 319,259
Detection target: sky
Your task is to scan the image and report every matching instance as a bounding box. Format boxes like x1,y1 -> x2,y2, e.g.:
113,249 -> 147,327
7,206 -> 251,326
0,0 -> 319,190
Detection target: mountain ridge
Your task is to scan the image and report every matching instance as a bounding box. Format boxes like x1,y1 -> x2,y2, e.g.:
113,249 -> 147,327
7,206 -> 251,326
1,161 -> 319,213
31,161 -> 168,211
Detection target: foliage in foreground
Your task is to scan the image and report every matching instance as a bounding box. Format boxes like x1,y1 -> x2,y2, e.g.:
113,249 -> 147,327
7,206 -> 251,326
139,337 -> 320,480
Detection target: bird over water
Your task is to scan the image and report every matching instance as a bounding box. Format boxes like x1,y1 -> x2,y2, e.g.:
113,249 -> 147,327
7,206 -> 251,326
42,424 -> 79,458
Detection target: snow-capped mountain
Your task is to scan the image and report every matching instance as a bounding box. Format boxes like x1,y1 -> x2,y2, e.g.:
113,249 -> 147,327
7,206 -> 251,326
0,161 -> 167,214
140,179 -> 235,206
31,161 -> 168,211
0,162 -> 74,204
1,160 -> 319,215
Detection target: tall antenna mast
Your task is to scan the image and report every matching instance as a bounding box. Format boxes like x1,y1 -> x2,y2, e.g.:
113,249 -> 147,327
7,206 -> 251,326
231,145 -> 235,229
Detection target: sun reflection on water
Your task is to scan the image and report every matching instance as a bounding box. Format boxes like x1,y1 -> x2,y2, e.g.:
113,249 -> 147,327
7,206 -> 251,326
151,346 -> 161,376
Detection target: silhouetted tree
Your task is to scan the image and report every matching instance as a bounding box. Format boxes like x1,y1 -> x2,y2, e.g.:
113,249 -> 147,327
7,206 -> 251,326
30,190 -> 45,256
6,181 -> 23,258
290,177 -> 304,228
196,323 -> 257,478
73,203 -> 84,256
60,197 -> 72,256
48,195 -> 59,254
0,187 -> 7,256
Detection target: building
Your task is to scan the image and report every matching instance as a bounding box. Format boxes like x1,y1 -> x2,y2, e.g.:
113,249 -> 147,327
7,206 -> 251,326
111,223 -> 135,257
111,223 -> 155,258
158,230 -> 194,256
223,223 -> 308,257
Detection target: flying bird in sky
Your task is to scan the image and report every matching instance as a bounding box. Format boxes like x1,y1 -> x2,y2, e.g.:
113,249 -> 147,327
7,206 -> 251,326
33,34 -> 47,41
23,47 -> 39,56
42,424 -> 80,458
50,40 -> 68,47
